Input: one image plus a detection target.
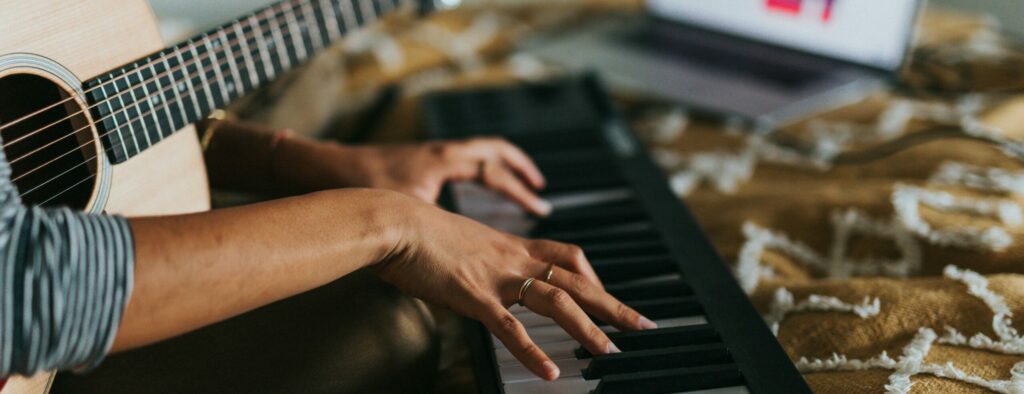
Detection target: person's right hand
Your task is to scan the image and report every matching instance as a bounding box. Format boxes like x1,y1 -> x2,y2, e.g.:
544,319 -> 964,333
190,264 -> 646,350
374,193 -> 657,381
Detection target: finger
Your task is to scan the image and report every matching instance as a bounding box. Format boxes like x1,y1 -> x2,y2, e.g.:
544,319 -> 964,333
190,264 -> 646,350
523,280 -> 620,356
492,139 -> 546,190
546,266 -> 657,331
482,164 -> 552,217
479,304 -> 560,381
529,240 -> 602,287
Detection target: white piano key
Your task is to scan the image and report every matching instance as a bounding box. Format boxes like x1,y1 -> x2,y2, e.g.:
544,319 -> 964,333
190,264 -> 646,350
500,357 -> 590,383
496,339 -> 580,365
517,312 -> 555,328
493,316 -> 708,349
452,182 -> 534,235
509,304 -> 530,315
452,182 -> 634,237
503,376 -> 600,394
682,386 -> 750,394
547,188 -> 633,210
503,378 -> 748,394
616,272 -> 684,286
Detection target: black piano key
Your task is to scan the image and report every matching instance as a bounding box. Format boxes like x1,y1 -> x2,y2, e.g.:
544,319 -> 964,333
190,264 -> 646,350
542,174 -> 627,196
594,364 -> 745,394
533,204 -> 647,236
576,324 -> 720,358
619,296 -> 704,322
551,224 -> 659,246
507,129 -> 604,153
426,75 -> 813,394
582,343 -> 732,379
531,146 -> 610,168
590,255 -> 678,284
582,238 -> 667,260
605,278 -> 692,302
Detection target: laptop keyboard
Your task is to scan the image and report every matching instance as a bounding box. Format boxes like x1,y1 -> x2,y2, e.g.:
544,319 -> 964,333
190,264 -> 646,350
618,24 -> 829,90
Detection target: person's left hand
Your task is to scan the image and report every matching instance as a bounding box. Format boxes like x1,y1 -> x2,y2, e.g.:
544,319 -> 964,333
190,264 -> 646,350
307,138 -> 551,216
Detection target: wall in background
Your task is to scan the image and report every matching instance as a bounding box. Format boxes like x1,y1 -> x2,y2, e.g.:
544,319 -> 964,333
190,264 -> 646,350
148,0 -> 277,42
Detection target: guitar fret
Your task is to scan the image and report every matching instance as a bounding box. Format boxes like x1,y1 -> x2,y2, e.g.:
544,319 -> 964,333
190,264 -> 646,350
128,69 -> 156,148
282,5 -> 308,61
203,35 -> 231,105
104,73 -> 131,160
217,30 -> 244,96
162,55 -> 190,128
234,23 -> 261,87
320,0 -> 343,40
358,0 -> 377,24
301,1 -> 325,50
340,0 -> 358,33
110,70 -> 142,155
250,14 -> 278,80
188,42 -> 218,115
148,61 -> 176,138
269,8 -> 295,69
174,47 -> 203,119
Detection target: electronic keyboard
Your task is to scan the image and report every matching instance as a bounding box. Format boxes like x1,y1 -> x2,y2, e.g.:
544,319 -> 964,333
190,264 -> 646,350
424,74 -> 811,394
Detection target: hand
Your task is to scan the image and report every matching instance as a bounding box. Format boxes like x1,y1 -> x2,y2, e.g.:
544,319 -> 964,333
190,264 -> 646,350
324,138 -> 552,216
375,195 -> 656,381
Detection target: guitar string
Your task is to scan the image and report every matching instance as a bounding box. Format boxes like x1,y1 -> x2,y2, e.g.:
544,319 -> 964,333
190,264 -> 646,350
0,0 -> 400,140
6,2 -> 311,168
1,0 -> 320,149
8,0 -> 397,168
9,0 -> 393,174
13,12 -> 312,196
0,0 -> 324,140
22,0 -> 396,202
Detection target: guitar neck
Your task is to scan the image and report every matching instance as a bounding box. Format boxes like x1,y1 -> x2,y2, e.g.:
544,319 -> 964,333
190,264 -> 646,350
84,0 -> 423,164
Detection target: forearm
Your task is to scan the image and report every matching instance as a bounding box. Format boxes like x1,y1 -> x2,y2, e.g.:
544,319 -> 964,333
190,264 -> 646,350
111,188 -> 404,352
202,119 -> 362,195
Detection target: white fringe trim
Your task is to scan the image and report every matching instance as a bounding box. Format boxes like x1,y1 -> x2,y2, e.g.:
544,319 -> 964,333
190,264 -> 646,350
929,161 -> 1024,195
892,184 -> 1021,251
637,108 -> 689,144
797,328 -> 1024,394
829,209 -> 922,278
765,288 -> 880,335
735,210 -> 921,293
791,266 -> 1024,393
736,222 -> 821,293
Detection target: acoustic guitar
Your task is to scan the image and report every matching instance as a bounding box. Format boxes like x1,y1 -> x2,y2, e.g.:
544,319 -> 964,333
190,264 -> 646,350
0,0 -> 432,392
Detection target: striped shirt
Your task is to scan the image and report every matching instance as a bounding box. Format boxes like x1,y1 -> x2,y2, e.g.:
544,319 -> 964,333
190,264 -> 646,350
0,141 -> 134,377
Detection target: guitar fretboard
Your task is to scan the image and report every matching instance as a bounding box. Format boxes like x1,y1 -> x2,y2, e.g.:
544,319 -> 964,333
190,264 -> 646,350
84,0 -> 414,164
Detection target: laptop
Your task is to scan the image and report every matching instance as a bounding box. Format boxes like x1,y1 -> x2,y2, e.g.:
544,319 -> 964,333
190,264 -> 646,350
524,0 -> 923,125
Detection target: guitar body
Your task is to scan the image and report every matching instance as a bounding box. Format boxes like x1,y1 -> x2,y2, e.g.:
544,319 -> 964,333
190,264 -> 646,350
0,0 -> 211,217
0,0 -> 210,392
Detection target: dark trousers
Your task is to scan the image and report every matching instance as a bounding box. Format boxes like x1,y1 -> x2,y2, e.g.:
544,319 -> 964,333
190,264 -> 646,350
53,270 -> 441,393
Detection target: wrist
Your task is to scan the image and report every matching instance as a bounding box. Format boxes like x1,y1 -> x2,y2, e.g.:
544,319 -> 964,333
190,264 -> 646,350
328,188 -> 418,269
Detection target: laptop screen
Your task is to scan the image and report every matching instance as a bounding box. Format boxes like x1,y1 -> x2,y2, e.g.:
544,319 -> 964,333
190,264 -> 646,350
647,0 -> 919,71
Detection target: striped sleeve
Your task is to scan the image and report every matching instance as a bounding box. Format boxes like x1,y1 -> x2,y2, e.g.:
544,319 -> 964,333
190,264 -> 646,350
0,141 -> 135,377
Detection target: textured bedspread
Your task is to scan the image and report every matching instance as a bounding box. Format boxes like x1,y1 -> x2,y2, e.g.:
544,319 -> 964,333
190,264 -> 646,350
226,3 -> 1024,392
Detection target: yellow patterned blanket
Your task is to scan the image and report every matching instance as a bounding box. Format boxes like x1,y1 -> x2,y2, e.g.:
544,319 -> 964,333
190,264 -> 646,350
229,4 -> 1024,392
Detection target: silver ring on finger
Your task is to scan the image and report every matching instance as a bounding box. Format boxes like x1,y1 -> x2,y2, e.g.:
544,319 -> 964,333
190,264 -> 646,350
516,277 -> 537,307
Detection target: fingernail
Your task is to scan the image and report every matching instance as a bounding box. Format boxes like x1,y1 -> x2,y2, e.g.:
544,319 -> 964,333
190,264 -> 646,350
536,200 -> 553,217
639,316 -> 658,330
542,361 -> 560,380
607,343 -> 622,354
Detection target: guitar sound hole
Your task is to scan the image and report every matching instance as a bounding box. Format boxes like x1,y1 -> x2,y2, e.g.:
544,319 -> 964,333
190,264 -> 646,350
0,73 -> 97,209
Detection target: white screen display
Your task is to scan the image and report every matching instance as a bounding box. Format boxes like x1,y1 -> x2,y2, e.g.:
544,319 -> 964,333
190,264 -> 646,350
647,0 -> 919,71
